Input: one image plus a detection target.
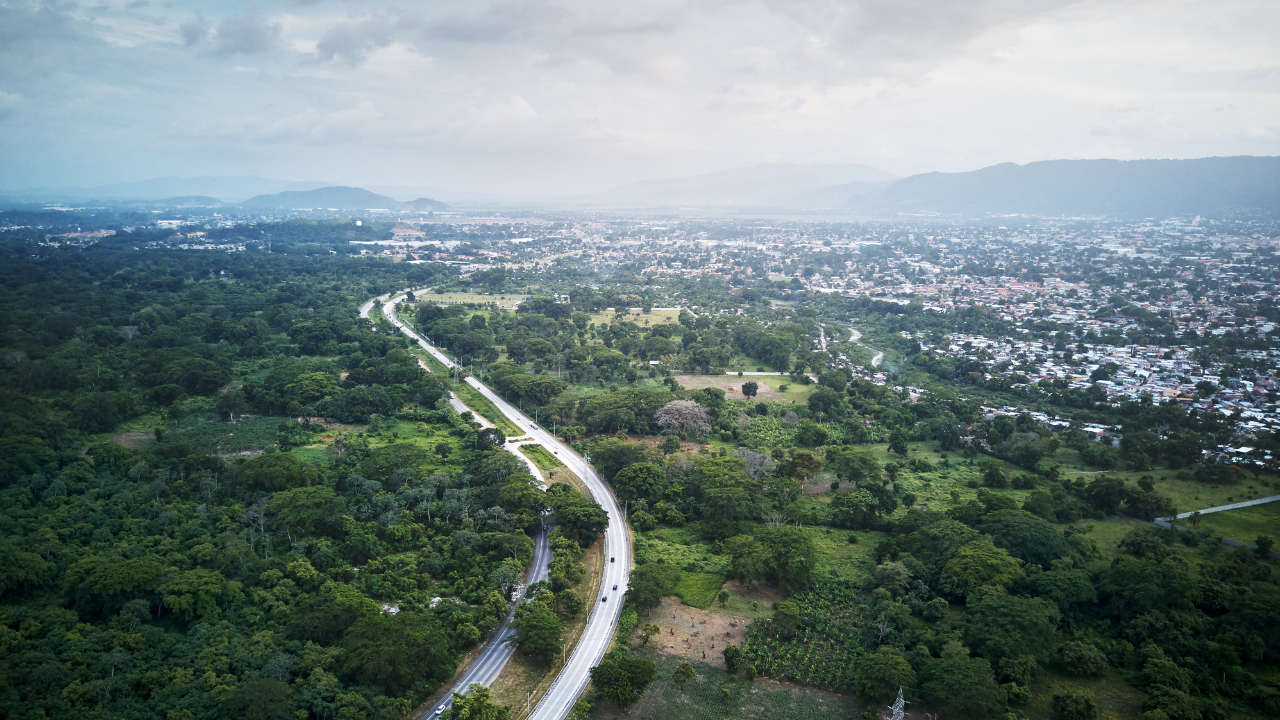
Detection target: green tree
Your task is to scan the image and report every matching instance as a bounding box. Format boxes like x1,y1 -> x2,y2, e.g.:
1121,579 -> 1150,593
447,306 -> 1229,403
826,447 -> 881,485
888,427 -> 910,456
695,456 -> 756,521
940,538 -> 1024,598
853,651 -> 917,704
979,459 -> 1008,488
222,679 -> 295,720
717,589 -> 730,608
1052,690 -> 1098,720
758,526 -> 817,589
590,648 -> 657,708
510,601 -> 562,665
641,624 -> 660,646
722,534 -> 766,583
612,462 -> 666,503
545,484 -> 609,545
783,450 -> 824,484
1084,475 -> 1126,513
557,588 -> 585,619
342,611 -> 455,695
1058,641 -> 1108,677
722,643 -> 744,673
831,489 -> 880,530
919,656 -> 1004,718
443,684 -> 510,720
741,381 -> 758,398
773,599 -> 800,639
627,563 -> 681,614
269,485 -> 342,536
672,660 -> 697,690
159,569 -> 230,620
239,453 -> 321,491
979,510 -> 1067,569
964,593 -> 1061,663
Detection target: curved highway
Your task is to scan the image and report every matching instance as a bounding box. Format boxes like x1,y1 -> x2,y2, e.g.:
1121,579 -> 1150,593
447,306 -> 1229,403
368,290 -> 632,720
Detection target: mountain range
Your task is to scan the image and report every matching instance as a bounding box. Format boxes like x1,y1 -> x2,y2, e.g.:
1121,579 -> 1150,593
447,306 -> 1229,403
4,156 -> 1276,218
239,186 -> 448,212
578,163 -> 896,207
837,156 -> 1280,218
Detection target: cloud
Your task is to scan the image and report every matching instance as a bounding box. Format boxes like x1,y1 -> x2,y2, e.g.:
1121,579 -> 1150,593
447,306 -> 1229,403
213,3 -> 281,55
315,14 -> 397,66
180,14 -> 209,46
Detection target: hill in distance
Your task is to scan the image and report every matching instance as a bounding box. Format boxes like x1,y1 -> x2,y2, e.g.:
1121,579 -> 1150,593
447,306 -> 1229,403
838,156 -> 1280,218
580,163 -> 897,207
7,176 -> 332,204
239,186 -> 449,212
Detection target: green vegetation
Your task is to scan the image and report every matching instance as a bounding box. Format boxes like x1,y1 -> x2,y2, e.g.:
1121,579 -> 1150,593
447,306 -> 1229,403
584,649 -> 862,720
672,573 -> 726,610
518,444 -> 563,472
1193,500 -> 1280,545
0,234 -> 612,720
452,382 -> 520,435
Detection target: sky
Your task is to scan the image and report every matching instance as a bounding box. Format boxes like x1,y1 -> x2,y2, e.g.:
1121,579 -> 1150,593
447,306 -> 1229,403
1,0 -> 1278,197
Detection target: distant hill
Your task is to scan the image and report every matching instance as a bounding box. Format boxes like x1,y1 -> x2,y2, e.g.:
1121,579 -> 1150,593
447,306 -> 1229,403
158,196 -> 224,207
9,176 -> 332,203
239,186 -> 449,212
838,156 -> 1280,218
581,163 -> 897,207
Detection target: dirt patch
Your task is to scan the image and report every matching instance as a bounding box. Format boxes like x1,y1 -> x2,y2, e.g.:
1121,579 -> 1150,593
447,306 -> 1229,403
628,597 -> 748,669
722,579 -> 783,605
109,432 -> 156,450
677,375 -> 791,402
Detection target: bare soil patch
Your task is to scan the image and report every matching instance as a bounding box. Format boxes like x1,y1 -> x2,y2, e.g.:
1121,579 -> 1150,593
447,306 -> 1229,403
109,432 -> 156,450
628,597 -> 748,669
677,374 -> 790,401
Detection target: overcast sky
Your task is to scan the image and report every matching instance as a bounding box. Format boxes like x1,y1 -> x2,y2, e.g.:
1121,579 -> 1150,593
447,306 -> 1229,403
1,0 -> 1277,196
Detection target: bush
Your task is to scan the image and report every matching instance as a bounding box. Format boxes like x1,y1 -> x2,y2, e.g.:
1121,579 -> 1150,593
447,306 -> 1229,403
1053,690 -> 1098,720
1059,641 -> 1108,677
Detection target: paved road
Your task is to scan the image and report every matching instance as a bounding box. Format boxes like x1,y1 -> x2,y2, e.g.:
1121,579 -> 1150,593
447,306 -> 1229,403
377,292 -> 632,720
363,290 -> 555,719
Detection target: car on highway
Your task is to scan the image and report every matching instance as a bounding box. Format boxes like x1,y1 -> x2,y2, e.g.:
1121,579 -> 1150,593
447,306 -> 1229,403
613,584 -> 617,590
610,557 -> 615,563
601,596 -> 607,602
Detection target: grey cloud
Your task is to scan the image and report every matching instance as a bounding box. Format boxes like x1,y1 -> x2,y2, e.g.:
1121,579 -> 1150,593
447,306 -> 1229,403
213,2 -> 281,55
180,13 -> 209,46
315,14 -> 396,65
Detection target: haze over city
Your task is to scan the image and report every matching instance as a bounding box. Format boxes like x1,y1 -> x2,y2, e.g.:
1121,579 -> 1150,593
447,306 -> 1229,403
2,0 -> 1279,197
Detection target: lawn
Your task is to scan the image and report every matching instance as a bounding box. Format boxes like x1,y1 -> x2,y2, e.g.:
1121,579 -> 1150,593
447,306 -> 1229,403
411,291 -> 528,307
518,444 -> 564,471
676,373 -> 813,404
673,572 -> 727,609
587,649 -> 862,720
1193,500 -> 1280,545
453,382 -> 521,435
587,307 -> 683,327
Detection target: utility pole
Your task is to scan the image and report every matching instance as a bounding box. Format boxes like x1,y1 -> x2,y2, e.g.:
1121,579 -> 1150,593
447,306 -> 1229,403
267,232 -> 271,253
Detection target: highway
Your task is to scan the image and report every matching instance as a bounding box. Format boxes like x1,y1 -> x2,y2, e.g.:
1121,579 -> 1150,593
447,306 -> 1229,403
369,291 -> 632,720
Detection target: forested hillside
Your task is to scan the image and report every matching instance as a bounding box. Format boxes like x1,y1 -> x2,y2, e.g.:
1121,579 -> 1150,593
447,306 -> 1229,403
0,228 -> 598,720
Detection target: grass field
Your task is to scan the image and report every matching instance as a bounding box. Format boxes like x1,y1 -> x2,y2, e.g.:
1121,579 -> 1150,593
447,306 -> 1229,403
587,307 -> 683,327
673,572 -> 727,609
1193,500 -> 1280,544
587,649 -> 861,720
166,414 -> 286,455
517,444 -> 564,471
675,373 -> 813,404
453,382 -> 522,434
411,292 -> 528,307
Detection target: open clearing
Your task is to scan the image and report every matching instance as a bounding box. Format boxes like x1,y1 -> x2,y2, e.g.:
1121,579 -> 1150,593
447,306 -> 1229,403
1193,500 -> 1280,544
675,373 -> 813,403
588,647 -> 861,720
